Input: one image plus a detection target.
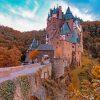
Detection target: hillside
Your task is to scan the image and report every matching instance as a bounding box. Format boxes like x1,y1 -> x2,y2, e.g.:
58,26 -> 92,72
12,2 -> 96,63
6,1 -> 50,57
0,21 -> 100,67
82,21 -> 100,60
0,26 -> 46,67
0,26 -> 46,53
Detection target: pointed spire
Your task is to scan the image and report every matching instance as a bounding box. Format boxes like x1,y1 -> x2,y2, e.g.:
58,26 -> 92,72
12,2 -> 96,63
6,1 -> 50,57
50,9 -> 53,16
56,4 -> 59,12
53,6 -> 56,13
28,38 -> 38,51
66,6 -> 72,14
65,6 -> 74,20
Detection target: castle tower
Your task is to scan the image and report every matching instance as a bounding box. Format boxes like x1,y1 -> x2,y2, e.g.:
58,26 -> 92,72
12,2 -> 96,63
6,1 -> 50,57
25,39 -> 38,63
46,5 -> 83,78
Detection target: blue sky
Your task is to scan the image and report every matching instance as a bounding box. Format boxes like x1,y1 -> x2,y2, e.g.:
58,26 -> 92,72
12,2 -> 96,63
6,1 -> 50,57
0,0 -> 99,31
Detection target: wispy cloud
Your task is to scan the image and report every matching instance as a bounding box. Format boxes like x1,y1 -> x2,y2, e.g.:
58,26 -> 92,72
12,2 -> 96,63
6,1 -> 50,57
0,0 -> 46,31
0,12 -> 46,32
49,0 -> 94,21
8,1 -> 39,19
0,0 -> 99,31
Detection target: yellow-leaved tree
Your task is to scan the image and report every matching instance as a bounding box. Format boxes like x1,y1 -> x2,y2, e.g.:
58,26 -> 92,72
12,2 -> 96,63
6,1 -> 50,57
91,65 -> 100,78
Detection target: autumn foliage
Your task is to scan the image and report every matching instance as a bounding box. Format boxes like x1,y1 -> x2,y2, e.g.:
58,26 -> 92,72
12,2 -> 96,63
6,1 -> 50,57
0,20 -> 99,67
82,21 -> 100,60
0,47 -> 21,67
0,25 -> 46,67
91,65 -> 100,78
29,50 -> 39,60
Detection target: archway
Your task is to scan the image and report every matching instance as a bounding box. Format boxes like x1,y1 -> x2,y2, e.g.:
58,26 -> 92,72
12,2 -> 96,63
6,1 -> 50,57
30,96 -> 39,100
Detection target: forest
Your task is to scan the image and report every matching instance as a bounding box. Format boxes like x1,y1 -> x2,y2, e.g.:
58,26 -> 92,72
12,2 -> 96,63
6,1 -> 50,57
0,26 -> 46,67
82,21 -> 100,60
0,21 -> 100,67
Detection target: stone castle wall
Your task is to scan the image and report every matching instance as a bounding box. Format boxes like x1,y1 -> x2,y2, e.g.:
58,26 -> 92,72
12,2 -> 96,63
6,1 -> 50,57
0,63 -> 52,100
52,58 -> 65,79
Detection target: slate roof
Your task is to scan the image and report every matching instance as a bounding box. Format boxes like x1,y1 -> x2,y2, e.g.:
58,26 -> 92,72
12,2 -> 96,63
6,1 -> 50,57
50,9 -> 53,16
64,6 -> 74,20
71,32 -> 78,43
60,22 -> 71,35
28,39 -> 38,51
49,7 -> 59,16
37,44 -> 54,51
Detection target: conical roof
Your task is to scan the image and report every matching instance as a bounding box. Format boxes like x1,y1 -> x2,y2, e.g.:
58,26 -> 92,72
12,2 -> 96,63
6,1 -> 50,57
28,39 -> 38,51
65,6 -> 74,19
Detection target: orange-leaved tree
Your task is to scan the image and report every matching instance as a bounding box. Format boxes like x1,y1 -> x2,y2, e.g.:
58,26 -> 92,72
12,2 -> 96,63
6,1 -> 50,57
0,46 -> 22,67
29,50 -> 39,60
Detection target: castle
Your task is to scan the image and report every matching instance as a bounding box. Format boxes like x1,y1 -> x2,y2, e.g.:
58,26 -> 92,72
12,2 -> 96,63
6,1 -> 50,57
26,5 -> 83,79
0,5 -> 84,100
46,5 -> 83,66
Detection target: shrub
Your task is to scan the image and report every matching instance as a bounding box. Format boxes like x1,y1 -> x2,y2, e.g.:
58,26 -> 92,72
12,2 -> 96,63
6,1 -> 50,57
0,80 -> 16,100
18,75 -> 30,98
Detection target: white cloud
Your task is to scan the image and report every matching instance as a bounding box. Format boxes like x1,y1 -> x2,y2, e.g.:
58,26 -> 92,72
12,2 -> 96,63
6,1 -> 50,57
0,0 -> 46,32
9,1 -> 39,19
0,0 -> 95,32
70,5 -> 95,21
50,0 -> 95,21
0,12 -> 46,32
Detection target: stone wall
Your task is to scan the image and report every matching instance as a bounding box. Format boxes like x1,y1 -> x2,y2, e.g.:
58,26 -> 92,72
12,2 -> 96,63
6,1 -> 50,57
52,58 -> 65,79
0,63 -> 52,100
